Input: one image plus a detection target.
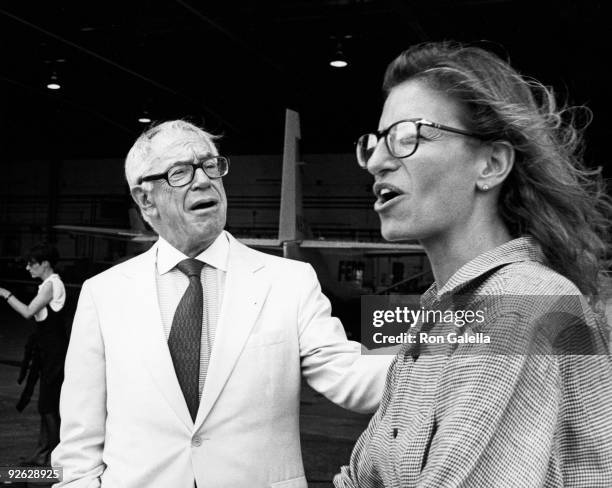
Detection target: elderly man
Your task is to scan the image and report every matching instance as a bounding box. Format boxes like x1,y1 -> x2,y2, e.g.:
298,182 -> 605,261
52,120 -> 391,488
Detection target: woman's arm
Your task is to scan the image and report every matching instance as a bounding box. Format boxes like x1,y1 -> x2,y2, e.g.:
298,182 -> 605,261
0,282 -> 53,320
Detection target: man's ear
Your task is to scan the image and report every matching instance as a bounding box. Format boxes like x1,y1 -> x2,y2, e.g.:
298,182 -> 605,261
130,185 -> 158,220
476,141 -> 515,192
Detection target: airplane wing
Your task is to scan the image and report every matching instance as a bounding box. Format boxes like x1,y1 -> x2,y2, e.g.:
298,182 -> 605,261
54,225 -> 158,242
55,225 -> 285,250
300,239 -> 424,253
237,238 -> 282,249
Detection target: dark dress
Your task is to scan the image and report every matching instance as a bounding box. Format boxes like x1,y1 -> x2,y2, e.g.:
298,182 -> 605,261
17,288 -> 68,414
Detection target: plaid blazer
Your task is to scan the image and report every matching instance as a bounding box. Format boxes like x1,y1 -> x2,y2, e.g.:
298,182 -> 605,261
335,238 -> 612,487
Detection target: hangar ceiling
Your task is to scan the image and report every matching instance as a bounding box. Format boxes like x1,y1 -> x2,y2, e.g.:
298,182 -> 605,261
0,0 -> 609,176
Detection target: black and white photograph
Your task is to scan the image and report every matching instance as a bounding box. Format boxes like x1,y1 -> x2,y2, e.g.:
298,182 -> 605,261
0,1 -> 611,487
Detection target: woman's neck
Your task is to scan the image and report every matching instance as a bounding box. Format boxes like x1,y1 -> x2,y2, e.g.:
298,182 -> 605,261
40,268 -> 54,281
423,214 -> 512,289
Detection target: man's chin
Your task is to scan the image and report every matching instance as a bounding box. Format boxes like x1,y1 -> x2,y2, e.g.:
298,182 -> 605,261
190,221 -> 224,243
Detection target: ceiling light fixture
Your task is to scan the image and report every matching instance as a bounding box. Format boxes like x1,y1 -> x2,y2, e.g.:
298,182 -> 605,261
138,110 -> 151,124
329,50 -> 348,68
329,35 -> 351,68
46,72 -> 61,90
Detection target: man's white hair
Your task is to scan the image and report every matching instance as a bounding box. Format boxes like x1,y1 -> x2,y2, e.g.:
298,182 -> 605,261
124,120 -> 219,190
124,120 -> 219,227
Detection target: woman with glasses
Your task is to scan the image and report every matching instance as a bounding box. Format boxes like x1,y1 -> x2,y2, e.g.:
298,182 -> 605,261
0,243 -> 68,466
335,42 -> 612,487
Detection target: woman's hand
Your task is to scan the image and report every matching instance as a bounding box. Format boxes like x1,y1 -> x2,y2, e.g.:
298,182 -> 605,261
0,287 -> 12,300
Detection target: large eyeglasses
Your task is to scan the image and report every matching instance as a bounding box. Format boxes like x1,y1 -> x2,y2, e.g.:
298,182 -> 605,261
356,118 -> 484,168
138,156 -> 229,187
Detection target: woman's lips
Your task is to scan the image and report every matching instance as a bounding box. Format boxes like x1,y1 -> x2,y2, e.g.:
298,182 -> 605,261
373,182 -> 405,212
374,193 -> 405,212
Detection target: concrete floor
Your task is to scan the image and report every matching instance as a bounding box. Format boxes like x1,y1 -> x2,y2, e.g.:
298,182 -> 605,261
0,310 -> 371,487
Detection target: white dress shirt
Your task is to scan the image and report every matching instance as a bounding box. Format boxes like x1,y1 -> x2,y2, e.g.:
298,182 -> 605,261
155,232 -> 229,398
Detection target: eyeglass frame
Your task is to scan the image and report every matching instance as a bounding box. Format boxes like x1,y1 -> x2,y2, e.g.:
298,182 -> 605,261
137,155 -> 230,187
356,118 -> 486,168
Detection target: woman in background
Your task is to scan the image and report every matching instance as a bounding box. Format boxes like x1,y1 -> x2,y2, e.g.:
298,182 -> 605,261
335,42 -> 612,487
1,243 -> 68,466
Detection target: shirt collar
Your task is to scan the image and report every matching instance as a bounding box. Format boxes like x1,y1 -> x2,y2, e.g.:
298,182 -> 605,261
156,231 -> 229,275
422,236 -> 544,305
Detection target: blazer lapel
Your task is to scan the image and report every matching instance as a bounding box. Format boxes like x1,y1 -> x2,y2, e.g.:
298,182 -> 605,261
122,244 -> 193,432
195,235 -> 270,427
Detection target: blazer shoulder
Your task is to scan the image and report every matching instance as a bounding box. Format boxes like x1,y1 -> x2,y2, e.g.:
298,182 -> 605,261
252,249 -> 312,277
233,243 -> 314,287
85,247 -> 154,288
260,252 -> 311,272
230,237 -> 311,273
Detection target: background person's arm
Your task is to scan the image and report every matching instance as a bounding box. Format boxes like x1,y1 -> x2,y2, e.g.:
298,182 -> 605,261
0,283 -> 52,320
52,281 -> 107,488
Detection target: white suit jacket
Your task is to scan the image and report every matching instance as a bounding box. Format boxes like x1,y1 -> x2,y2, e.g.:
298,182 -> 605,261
52,232 -> 391,488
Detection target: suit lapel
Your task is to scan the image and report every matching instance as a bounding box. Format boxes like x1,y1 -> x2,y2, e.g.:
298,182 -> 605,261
122,244 -> 193,432
195,235 -> 270,427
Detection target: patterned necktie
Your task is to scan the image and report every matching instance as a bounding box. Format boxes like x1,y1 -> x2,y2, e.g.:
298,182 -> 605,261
168,258 -> 205,421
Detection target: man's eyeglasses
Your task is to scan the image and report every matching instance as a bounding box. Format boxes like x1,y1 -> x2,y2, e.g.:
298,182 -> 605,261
138,156 -> 229,187
356,119 -> 485,168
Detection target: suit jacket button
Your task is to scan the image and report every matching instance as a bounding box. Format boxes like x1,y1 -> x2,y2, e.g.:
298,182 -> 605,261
192,436 -> 202,447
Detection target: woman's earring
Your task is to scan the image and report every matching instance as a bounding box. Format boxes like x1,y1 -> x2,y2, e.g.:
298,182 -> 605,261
481,184 -> 490,191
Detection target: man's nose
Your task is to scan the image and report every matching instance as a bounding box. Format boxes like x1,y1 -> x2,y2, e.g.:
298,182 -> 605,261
191,166 -> 212,188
